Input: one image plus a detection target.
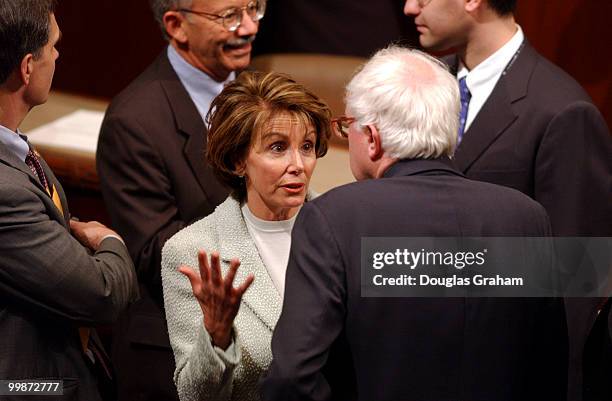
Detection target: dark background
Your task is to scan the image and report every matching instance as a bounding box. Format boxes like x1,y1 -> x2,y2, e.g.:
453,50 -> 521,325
52,0 -> 611,129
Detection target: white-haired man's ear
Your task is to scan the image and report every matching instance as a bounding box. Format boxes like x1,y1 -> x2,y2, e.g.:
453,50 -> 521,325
366,124 -> 384,162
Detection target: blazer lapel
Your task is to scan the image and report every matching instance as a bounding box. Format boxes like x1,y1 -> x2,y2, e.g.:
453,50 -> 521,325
0,145 -> 68,227
453,81 -> 518,172
157,51 -> 228,206
0,144 -> 40,187
215,198 -> 282,332
452,41 -> 535,173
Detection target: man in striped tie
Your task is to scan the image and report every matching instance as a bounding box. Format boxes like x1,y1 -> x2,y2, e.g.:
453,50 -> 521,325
0,1 -> 139,400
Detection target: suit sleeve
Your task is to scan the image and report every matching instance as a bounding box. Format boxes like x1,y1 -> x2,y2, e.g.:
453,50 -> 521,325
0,181 -> 138,325
261,202 -> 346,401
97,114 -> 185,295
161,235 -> 241,401
534,101 -> 612,236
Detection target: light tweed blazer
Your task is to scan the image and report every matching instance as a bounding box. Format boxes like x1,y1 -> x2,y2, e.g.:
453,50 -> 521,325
162,194 -> 312,401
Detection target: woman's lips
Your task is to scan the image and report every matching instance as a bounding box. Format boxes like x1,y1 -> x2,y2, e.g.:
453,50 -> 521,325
281,183 -> 305,194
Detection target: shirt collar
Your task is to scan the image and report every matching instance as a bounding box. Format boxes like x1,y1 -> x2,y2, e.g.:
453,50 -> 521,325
0,124 -> 29,162
167,45 -> 235,121
241,202 -> 298,232
457,25 -> 524,91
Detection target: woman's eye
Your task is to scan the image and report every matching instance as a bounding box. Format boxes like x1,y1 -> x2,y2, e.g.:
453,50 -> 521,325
270,142 -> 286,153
302,141 -> 315,152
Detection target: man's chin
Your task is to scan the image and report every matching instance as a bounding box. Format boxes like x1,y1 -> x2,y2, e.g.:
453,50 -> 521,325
419,35 -> 438,51
222,54 -> 252,73
419,36 -> 455,53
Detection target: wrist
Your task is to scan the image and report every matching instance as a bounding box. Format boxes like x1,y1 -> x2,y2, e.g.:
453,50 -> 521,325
205,321 -> 232,350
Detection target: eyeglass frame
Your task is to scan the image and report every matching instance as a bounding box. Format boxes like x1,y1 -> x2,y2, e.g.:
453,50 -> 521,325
177,0 -> 266,32
331,116 -> 357,139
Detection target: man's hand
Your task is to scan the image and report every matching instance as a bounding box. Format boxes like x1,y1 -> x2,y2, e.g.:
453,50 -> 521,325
70,219 -> 121,251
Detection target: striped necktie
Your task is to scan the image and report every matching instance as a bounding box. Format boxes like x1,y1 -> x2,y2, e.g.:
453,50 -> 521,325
25,149 -> 52,195
458,76 -> 472,144
25,148 -> 64,215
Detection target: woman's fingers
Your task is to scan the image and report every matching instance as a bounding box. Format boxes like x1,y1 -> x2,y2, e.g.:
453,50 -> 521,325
224,258 -> 241,293
179,265 -> 201,296
197,250 -> 211,282
209,251 -> 222,286
224,259 -> 253,300
236,273 -> 255,295
185,251 -> 252,304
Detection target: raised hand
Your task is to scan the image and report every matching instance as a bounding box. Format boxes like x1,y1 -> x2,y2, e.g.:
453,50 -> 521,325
179,250 -> 254,350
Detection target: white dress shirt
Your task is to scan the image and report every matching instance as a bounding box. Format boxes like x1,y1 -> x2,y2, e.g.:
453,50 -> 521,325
457,25 -> 525,132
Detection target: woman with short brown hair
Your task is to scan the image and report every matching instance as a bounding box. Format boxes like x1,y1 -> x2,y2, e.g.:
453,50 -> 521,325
161,71 -> 331,401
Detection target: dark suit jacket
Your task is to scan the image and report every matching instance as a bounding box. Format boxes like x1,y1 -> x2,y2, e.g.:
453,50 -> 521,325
261,158 -> 568,401
96,49 -> 228,401
449,41 -> 611,237
0,142 -> 138,401
446,41 -> 612,401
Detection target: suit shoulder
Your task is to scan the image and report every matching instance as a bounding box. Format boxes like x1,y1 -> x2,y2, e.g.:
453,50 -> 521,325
309,178 -> 402,214
470,177 -> 542,204
161,198 -> 241,263
103,56 -> 173,121
163,213 -> 218,261
311,179 -> 372,205
312,174 -> 549,230
528,51 -> 592,105
464,177 -> 548,218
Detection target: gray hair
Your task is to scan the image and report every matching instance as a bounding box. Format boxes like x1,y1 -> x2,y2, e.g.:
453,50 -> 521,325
345,46 -> 459,159
149,0 -> 192,39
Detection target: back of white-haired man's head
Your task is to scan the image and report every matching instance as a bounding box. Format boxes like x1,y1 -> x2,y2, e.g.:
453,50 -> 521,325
345,46 -> 459,161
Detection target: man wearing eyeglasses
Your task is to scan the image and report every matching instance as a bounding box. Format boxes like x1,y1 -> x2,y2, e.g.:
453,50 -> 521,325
403,1 -> 612,401
96,1 -> 265,400
261,46 -> 567,401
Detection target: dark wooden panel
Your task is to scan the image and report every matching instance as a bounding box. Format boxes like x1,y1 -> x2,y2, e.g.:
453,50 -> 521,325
252,0 -> 418,57
516,0 -> 612,131
50,1 -> 611,128
52,1 -> 166,99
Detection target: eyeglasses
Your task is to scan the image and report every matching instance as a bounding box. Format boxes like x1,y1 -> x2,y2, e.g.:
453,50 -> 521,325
178,0 -> 266,32
331,116 -> 356,138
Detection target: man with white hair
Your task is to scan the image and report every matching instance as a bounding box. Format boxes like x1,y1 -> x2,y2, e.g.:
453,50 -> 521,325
261,46 -> 567,401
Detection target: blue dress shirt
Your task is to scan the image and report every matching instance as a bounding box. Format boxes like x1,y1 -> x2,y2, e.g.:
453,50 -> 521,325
167,45 -> 235,122
0,124 -> 29,162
